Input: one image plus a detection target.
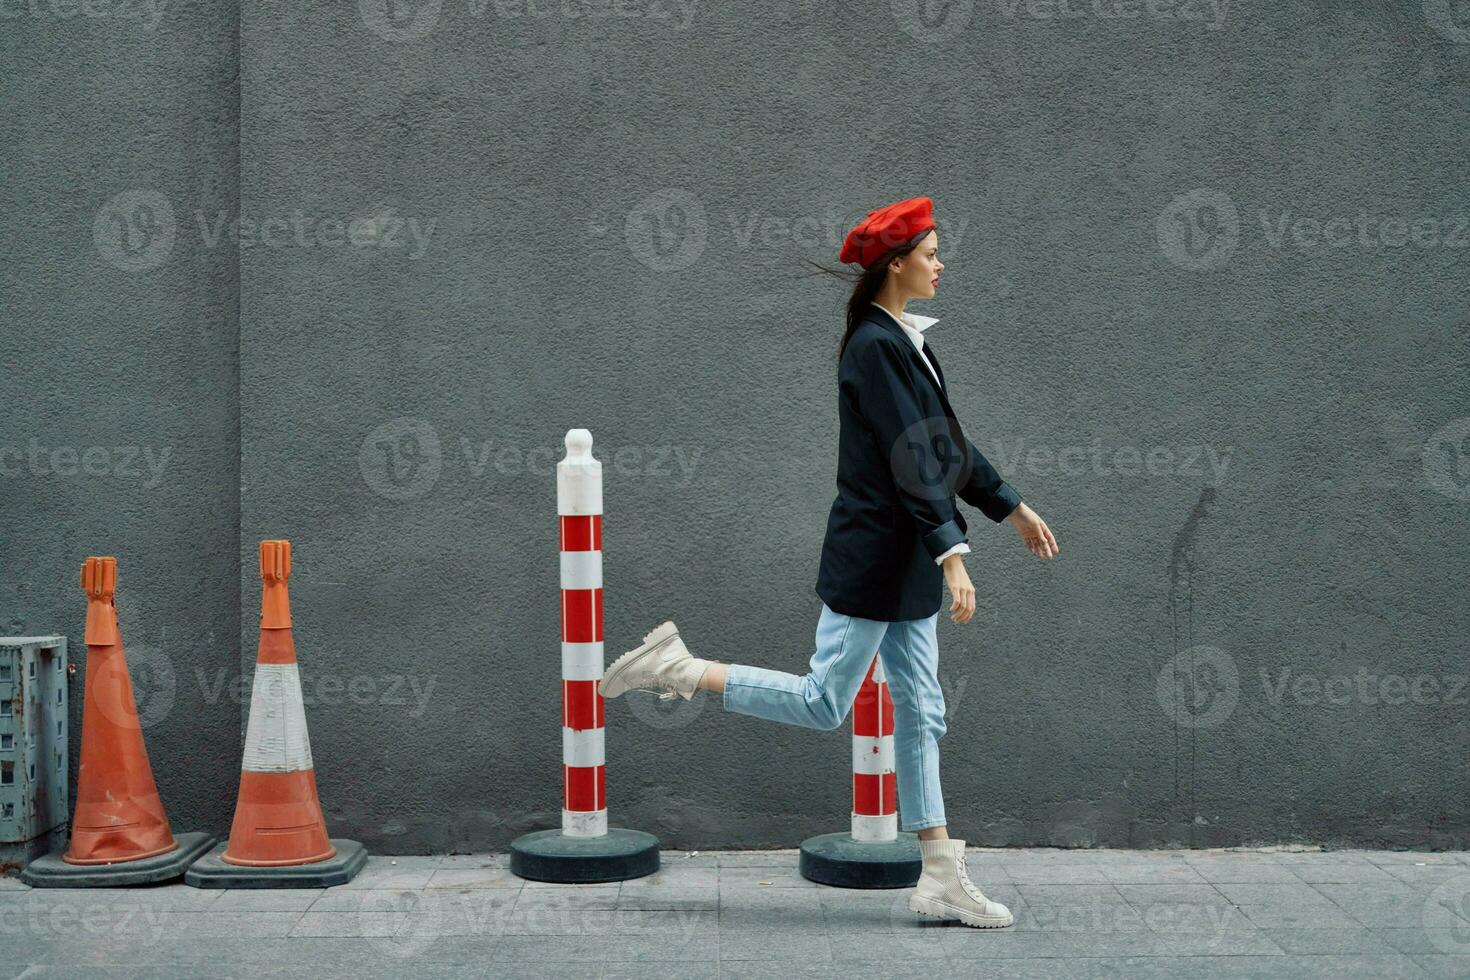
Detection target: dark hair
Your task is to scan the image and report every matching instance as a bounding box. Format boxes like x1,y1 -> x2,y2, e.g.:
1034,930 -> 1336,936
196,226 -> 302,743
803,229 -> 934,368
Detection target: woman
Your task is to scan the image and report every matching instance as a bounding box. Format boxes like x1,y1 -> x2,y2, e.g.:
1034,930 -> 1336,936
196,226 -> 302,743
599,196 -> 1059,929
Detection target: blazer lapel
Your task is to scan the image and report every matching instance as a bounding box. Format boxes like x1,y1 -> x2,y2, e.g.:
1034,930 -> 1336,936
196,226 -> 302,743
864,310 -> 955,414
922,341 -> 948,395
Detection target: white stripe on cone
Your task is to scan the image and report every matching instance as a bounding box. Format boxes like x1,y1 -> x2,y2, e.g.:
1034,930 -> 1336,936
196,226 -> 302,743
241,662 -> 314,773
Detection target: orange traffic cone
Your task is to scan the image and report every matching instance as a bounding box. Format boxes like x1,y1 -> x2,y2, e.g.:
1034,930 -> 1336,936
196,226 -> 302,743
222,540 -> 334,866
185,540 -> 364,887
65,556 -> 178,864
22,558 -> 215,887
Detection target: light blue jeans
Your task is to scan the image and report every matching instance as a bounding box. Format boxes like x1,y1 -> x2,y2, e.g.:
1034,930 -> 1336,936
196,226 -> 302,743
721,603 -> 948,832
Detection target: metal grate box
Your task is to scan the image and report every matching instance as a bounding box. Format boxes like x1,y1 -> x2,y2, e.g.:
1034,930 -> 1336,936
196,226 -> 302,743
0,637 -> 68,847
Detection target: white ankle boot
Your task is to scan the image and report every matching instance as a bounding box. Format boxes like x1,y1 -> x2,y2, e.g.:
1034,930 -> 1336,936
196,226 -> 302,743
908,838 -> 1014,928
598,621 -> 713,702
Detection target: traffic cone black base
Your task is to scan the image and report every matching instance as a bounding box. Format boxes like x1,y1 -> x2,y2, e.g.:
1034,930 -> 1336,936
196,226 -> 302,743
22,831 -> 216,888
185,838 -> 366,889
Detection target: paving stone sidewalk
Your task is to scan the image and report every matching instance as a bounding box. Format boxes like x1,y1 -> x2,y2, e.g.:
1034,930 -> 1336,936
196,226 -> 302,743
7,846 -> 1470,978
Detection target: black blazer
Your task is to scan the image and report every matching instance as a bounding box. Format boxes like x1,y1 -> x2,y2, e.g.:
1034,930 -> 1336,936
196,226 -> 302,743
815,305 -> 1022,621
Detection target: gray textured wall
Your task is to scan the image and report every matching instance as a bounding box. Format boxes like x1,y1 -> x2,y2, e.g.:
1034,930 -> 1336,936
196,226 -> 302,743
1,2 -> 241,836
5,1 -> 1469,854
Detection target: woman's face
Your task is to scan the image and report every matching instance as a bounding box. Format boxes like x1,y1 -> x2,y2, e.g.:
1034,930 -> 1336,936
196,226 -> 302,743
889,230 -> 943,300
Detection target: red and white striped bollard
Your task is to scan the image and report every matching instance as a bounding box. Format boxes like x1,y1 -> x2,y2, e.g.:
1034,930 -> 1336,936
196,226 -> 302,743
558,428 -> 606,837
851,654 -> 897,841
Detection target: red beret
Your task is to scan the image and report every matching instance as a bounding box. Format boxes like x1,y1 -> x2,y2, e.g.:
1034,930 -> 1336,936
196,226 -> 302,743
839,197 -> 936,268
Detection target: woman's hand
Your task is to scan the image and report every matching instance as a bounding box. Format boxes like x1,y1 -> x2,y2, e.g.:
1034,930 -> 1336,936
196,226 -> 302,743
942,553 -> 976,624
1007,502 -> 1059,559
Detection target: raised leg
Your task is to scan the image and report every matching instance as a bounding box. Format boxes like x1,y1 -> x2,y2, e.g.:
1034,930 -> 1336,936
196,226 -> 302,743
719,604 -> 890,731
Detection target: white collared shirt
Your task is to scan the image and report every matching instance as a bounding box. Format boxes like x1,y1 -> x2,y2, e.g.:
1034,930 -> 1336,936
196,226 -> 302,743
872,302 -> 943,388
870,302 -> 971,567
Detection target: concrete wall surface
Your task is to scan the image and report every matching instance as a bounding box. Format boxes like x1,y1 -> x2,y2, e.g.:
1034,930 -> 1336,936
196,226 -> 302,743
4,1 -> 1468,852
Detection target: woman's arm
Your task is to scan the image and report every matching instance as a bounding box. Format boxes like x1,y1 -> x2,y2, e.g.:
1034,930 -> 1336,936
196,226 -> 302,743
957,435 -> 1059,560
957,436 -> 1023,523
857,339 -> 970,561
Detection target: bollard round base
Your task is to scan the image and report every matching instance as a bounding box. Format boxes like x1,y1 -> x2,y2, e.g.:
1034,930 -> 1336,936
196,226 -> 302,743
799,831 -> 922,888
22,831 -> 217,888
184,839 -> 367,888
510,827 -> 660,883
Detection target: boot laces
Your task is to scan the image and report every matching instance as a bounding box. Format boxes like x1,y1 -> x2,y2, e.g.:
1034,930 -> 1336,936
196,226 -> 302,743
639,643 -> 684,700
629,652 -> 679,696
956,851 -> 986,902
647,650 -> 682,700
